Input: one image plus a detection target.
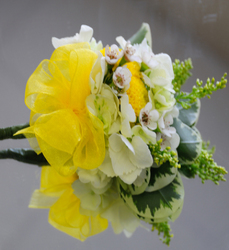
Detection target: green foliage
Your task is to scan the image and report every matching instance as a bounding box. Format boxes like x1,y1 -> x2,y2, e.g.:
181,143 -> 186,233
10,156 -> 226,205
172,59 -> 193,92
177,98 -> 200,127
149,140 -> 180,169
173,118 -> 202,163
179,142 -> 227,184
176,73 -> 227,109
152,221 -> 173,246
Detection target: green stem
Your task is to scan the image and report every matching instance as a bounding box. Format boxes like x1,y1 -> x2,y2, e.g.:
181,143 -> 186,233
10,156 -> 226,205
0,123 -> 29,140
0,148 -> 49,166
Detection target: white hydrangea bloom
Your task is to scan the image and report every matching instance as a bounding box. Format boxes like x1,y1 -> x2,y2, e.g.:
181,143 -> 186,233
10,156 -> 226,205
132,125 -> 156,144
89,52 -> 106,94
105,44 -> 124,64
72,177 -> 114,216
139,102 -> 159,130
52,24 -> 102,50
120,94 -> 136,138
77,167 -> 112,190
109,134 -> 153,184
101,198 -> 141,237
113,66 -> 132,91
86,84 -> 119,135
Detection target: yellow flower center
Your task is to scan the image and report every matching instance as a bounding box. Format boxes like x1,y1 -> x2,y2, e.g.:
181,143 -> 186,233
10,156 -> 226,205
126,62 -> 149,117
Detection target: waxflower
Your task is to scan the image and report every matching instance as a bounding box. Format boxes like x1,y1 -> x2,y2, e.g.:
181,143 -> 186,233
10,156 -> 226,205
139,102 -> 159,130
105,44 -> 124,64
113,66 -> 132,91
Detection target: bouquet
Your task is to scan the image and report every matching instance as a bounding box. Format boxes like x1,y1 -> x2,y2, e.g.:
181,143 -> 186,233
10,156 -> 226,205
0,23 -> 227,245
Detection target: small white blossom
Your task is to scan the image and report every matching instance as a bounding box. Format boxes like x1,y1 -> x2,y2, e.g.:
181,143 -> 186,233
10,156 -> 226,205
133,38 -> 158,69
139,102 -> 159,130
113,66 -> 132,90
158,107 -> 179,137
116,37 -> 141,62
105,44 -> 123,64
157,132 -> 180,151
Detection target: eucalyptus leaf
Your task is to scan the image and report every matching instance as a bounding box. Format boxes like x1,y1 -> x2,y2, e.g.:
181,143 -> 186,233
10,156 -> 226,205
173,118 -> 202,163
119,173 -> 184,223
177,98 -> 201,127
129,23 -> 152,47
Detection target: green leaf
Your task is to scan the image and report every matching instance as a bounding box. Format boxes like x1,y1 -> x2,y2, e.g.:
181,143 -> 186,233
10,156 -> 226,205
173,118 -> 202,163
129,23 -> 152,47
146,161 -> 178,192
177,98 -> 201,127
119,173 -> 184,223
118,168 -> 151,195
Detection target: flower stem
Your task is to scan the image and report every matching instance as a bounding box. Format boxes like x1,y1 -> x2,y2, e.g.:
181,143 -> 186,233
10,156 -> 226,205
0,148 -> 49,166
0,123 -> 29,140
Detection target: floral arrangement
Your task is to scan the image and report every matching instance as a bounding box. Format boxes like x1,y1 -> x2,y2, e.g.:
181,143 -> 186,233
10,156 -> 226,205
0,23 -> 227,245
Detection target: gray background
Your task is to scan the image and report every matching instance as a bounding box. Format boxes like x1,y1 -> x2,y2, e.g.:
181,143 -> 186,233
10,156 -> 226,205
0,0 -> 229,249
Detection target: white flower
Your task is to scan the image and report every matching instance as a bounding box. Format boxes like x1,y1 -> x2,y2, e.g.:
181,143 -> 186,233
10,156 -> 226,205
144,53 -> 174,88
120,95 -> 136,138
157,132 -> 180,151
86,84 -> 119,135
109,134 -> 153,184
77,168 -> 112,190
132,125 -> 156,144
89,52 -> 106,94
149,86 -> 176,111
101,198 -> 140,237
139,102 -> 159,130
105,44 -> 124,64
113,66 -> 132,90
52,25 -> 102,50
116,37 -> 141,62
158,107 -> 179,137
133,38 -> 158,69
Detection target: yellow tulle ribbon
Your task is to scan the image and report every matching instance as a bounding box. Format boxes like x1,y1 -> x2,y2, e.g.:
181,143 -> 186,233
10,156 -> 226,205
17,43 -> 105,176
29,167 -> 108,241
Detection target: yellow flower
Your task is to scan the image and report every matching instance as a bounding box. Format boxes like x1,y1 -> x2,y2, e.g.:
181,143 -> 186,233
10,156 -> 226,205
29,166 -> 108,241
126,62 -> 149,117
18,43 -> 105,176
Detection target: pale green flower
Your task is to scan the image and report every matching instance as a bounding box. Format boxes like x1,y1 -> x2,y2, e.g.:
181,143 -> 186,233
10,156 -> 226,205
86,84 -> 119,135
101,198 -> 141,237
109,133 -> 153,184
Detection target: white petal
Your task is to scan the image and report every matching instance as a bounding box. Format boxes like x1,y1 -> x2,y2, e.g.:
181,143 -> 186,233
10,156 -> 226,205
119,168 -> 142,184
121,118 -> 133,138
99,150 -> 116,177
129,136 -> 153,168
116,36 -> 127,49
